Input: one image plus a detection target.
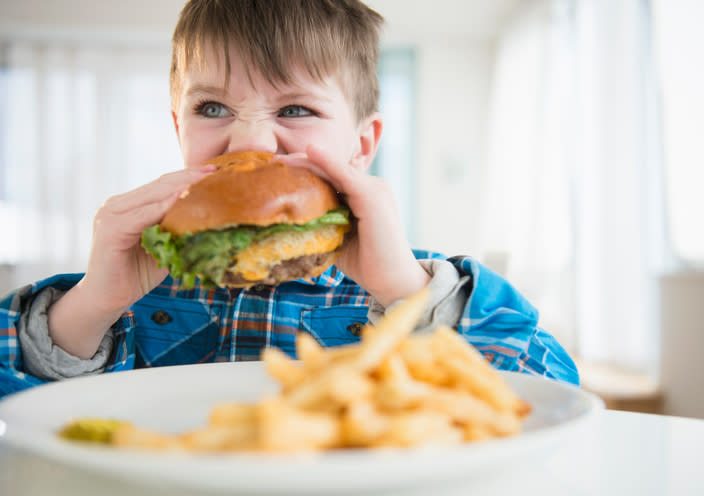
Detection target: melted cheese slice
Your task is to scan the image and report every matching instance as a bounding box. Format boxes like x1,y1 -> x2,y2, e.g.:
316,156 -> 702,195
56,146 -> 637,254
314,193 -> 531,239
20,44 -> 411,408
230,224 -> 348,281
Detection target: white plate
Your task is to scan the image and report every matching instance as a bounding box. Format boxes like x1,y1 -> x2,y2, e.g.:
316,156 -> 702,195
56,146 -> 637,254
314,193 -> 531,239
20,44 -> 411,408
0,362 -> 602,494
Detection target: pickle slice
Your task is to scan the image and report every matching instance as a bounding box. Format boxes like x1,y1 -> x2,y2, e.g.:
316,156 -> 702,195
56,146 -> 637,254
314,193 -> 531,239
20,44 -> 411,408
58,418 -> 132,444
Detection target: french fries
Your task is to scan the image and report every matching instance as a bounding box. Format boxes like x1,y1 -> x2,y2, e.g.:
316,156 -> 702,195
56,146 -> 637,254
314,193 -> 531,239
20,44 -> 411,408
68,287 -> 532,452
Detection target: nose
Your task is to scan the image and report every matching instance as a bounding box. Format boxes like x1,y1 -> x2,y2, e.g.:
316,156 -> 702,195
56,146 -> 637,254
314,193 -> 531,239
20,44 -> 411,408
225,119 -> 279,155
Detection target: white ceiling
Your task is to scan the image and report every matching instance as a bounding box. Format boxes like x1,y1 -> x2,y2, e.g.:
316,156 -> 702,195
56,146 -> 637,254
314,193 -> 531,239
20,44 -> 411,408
367,0 -> 523,40
0,0 -> 523,41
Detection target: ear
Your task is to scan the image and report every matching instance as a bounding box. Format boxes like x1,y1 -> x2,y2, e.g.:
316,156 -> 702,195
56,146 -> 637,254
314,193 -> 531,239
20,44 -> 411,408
171,110 -> 181,144
350,112 -> 383,171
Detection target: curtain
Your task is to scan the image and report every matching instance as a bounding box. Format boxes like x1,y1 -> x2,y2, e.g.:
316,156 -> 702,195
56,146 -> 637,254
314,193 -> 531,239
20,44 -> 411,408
479,0 -> 665,372
374,48 -> 416,242
0,38 -> 181,295
652,0 -> 704,265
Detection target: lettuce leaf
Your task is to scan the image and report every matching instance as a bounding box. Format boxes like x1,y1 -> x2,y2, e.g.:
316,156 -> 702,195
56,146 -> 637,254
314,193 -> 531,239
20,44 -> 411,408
141,207 -> 350,288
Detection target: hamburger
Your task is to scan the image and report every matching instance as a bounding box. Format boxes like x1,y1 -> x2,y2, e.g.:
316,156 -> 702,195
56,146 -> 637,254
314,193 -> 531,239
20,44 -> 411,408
141,151 -> 351,288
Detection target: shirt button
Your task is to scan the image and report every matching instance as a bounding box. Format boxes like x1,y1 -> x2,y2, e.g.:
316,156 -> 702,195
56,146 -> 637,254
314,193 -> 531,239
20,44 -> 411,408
347,322 -> 365,337
151,310 -> 173,325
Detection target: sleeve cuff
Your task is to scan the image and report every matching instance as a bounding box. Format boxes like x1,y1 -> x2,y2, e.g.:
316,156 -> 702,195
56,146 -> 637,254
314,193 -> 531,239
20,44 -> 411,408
366,259 -> 471,333
17,287 -> 114,380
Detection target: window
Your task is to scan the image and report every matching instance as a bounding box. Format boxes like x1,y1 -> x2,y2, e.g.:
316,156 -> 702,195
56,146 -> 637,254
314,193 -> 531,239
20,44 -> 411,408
373,48 -> 417,242
0,38 -> 178,293
0,38 -> 417,294
653,0 -> 704,266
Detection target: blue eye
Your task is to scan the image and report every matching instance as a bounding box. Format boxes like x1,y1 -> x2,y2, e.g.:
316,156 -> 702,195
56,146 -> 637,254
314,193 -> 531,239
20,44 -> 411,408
279,105 -> 314,118
195,101 -> 230,118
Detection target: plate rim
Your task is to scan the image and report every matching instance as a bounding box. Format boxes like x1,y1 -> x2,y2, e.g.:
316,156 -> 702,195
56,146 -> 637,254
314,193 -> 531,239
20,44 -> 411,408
0,362 -> 604,493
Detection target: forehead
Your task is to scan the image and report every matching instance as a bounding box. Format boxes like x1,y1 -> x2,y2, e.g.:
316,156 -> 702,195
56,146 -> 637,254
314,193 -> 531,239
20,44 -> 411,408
188,38 -> 342,84
179,42 -> 348,100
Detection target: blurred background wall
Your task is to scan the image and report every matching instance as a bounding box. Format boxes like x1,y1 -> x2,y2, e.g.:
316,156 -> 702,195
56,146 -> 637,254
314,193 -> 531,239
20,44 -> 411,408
0,0 -> 702,416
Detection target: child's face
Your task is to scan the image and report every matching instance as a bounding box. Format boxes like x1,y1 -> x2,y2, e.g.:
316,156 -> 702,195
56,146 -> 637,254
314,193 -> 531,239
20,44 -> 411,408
172,46 -> 373,170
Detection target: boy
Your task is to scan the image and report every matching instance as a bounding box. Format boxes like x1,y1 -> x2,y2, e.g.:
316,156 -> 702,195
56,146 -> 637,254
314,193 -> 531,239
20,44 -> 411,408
0,0 -> 578,398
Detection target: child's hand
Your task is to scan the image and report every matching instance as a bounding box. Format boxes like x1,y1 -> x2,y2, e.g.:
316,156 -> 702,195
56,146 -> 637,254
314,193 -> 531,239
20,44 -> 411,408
47,165 -> 215,360
276,146 -> 430,307
82,165 -> 217,313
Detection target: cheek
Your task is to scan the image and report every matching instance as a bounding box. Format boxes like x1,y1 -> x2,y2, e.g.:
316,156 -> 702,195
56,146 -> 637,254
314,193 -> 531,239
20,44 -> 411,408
179,122 -> 223,169
325,130 -> 360,164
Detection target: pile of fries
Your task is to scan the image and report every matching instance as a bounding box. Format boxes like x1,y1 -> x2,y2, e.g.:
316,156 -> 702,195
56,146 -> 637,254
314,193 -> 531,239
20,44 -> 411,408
66,288 -> 531,452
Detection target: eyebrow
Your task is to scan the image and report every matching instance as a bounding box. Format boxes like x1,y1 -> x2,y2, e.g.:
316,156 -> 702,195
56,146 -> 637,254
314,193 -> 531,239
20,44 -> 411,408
183,83 -> 336,104
277,89 -> 334,103
184,83 -> 229,98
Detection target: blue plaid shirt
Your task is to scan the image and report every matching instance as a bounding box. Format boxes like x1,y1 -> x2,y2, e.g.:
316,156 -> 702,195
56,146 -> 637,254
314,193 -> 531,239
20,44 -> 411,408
0,251 -> 579,398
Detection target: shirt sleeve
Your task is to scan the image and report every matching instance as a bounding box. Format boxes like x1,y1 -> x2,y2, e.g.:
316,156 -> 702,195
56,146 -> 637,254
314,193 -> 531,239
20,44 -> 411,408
448,255 -> 579,385
0,273 -> 124,398
368,253 -> 579,386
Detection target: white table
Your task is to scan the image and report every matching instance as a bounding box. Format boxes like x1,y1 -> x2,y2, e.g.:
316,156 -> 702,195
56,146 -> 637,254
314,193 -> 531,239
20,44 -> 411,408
1,409 -> 703,495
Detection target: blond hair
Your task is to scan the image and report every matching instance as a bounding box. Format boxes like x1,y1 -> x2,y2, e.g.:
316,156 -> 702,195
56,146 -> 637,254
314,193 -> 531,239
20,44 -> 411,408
170,0 -> 384,123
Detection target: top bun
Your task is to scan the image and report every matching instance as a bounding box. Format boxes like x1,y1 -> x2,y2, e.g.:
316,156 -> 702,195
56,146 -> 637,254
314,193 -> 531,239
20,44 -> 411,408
161,151 -> 342,236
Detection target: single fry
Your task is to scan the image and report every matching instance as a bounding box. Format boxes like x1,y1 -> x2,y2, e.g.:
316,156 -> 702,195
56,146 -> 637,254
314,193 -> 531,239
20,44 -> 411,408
355,287 -> 430,371
321,343 -> 362,364
398,335 -> 452,386
284,363 -> 374,410
463,424 -> 494,442
296,333 -> 360,372
209,403 -> 258,427
430,325 -> 503,380
376,411 -> 463,448
341,400 -> 389,447
431,326 -> 525,414
258,397 -> 341,451
420,386 -> 522,437
112,424 -> 182,451
262,347 -> 305,388
180,424 -> 257,451
375,354 -> 430,410
295,332 -> 325,369
443,356 -> 518,413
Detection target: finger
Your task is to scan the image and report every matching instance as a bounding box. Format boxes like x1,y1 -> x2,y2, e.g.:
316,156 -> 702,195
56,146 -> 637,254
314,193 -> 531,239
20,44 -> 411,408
107,165 -> 216,215
93,192 -> 182,250
113,165 -> 216,213
121,192 -> 183,236
273,152 -> 343,191
305,145 -> 359,194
